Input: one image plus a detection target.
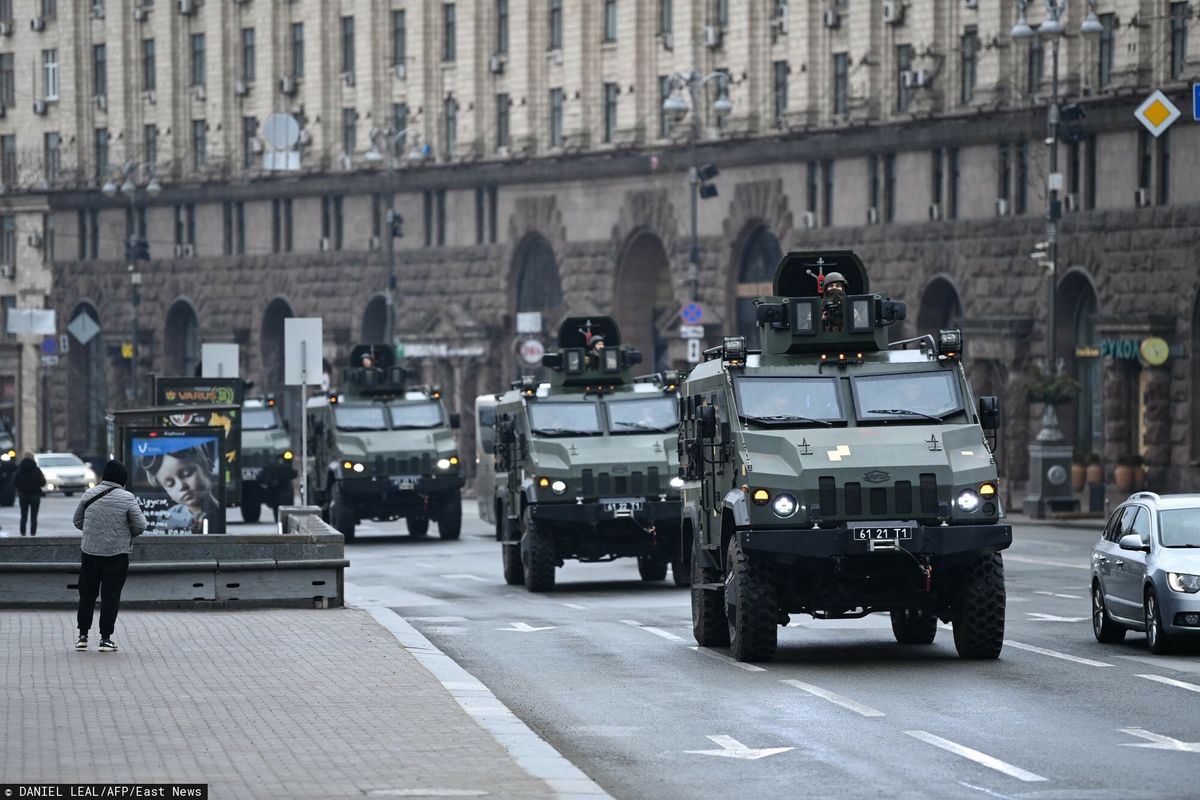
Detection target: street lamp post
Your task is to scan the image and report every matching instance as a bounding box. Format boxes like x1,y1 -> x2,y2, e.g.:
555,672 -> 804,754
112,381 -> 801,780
1012,0 -> 1103,517
103,162 -> 161,405
662,71 -> 732,301
365,128 -> 428,351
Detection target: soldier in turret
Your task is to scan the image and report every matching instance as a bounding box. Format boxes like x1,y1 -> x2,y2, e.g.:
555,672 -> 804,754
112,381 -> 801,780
821,271 -> 848,332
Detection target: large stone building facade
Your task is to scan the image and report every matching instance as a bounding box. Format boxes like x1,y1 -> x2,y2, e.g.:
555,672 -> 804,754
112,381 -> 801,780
0,1 -> 1197,503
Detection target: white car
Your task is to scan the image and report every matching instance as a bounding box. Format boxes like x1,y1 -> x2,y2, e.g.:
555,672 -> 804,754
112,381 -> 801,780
35,452 -> 97,497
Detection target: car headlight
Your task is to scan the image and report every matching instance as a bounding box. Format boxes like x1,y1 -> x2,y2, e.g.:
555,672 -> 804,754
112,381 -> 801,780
1167,573 -> 1200,593
772,493 -> 797,518
46,483 -> 55,491
669,476 -> 685,490
436,458 -> 452,470
551,480 -> 567,495
955,489 -> 981,513
0,454 -> 9,463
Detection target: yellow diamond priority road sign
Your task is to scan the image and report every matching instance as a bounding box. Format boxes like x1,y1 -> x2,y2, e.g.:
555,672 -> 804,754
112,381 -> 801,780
1134,90 -> 1181,138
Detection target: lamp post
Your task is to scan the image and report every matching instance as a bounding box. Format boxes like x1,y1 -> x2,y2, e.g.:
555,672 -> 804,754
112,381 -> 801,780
103,162 -> 161,405
364,128 -> 428,351
661,71 -> 732,301
1012,0 -> 1103,517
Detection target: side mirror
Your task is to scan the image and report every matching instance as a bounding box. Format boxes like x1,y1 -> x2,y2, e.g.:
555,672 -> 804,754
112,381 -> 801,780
449,412 -> 461,429
1118,533 -> 1150,552
697,405 -> 716,439
978,396 -> 1000,431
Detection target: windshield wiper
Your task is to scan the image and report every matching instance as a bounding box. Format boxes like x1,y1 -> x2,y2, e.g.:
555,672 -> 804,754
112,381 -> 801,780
337,426 -> 386,432
611,421 -> 673,432
866,408 -> 947,423
744,414 -> 833,428
533,427 -> 599,436
392,423 -> 439,430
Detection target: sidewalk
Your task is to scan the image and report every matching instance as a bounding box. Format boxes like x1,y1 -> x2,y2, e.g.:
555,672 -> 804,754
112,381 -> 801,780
1,607 -> 584,799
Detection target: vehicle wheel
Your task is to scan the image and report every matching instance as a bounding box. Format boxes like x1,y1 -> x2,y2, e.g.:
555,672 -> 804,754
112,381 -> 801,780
437,492 -> 462,540
1092,581 -> 1127,644
0,489 -> 13,507
725,536 -> 777,662
637,557 -> 668,582
952,552 -> 1006,659
891,608 -> 938,645
501,543 -> 523,586
241,485 -> 262,524
407,515 -> 429,538
671,559 -> 689,588
691,541 -> 729,648
1145,587 -> 1173,654
521,508 -> 556,593
329,483 -> 357,542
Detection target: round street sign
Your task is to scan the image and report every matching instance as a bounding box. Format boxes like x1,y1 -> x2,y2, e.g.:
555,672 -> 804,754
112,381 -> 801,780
1140,337 -> 1170,367
682,303 -> 703,324
519,338 -> 546,366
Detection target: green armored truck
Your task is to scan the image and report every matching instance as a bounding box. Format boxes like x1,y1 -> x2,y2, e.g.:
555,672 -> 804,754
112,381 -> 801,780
0,421 -> 17,507
306,344 -> 464,542
239,396 -> 296,523
678,251 -> 1011,662
493,317 -> 684,591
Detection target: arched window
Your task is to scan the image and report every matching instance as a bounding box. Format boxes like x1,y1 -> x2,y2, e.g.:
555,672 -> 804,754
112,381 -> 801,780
514,234 -> 562,315
261,298 -> 295,426
735,226 -> 782,346
615,232 -> 673,372
916,277 -> 963,335
1057,272 -> 1101,455
362,295 -> 388,345
164,301 -> 201,377
1192,292 -> 1200,461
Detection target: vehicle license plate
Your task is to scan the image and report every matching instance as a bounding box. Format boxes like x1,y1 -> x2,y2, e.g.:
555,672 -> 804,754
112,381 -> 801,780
391,476 -> 417,490
241,468 -> 261,481
602,499 -> 644,515
850,525 -> 914,541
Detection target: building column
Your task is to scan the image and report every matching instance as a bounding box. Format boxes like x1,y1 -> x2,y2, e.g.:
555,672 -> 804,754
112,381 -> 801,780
1141,364 -> 1172,492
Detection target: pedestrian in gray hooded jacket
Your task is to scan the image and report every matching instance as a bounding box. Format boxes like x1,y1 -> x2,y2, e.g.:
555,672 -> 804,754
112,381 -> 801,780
72,459 -> 147,652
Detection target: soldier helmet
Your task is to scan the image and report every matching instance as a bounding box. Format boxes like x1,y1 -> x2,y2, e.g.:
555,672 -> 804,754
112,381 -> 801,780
823,271 -> 847,287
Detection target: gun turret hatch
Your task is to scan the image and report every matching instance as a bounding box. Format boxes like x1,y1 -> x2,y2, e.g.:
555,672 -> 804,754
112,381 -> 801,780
540,316 -> 643,389
754,250 -> 907,356
342,343 -> 410,398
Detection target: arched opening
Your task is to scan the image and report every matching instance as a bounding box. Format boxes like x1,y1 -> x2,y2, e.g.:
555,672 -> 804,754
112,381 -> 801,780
362,295 -> 388,345
916,277 -> 963,336
1056,271 -> 1101,456
1193,291 -> 1200,463
735,225 -> 782,347
514,234 -> 563,317
614,231 -> 673,372
261,298 -> 294,426
163,300 -> 201,377
66,303 -> 106,457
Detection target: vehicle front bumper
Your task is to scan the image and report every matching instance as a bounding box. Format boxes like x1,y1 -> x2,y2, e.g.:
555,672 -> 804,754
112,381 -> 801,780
531,498 -> 682,530
340,474 -> 464,503
242,464 -> 297,487
737,522 -> 1012,565
1154,577 -> 1200,636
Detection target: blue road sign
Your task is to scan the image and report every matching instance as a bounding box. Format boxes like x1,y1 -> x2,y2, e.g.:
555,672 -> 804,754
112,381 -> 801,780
682,303 -> 703,324
41,336 -> 57,355
1194,84 -> 1199,121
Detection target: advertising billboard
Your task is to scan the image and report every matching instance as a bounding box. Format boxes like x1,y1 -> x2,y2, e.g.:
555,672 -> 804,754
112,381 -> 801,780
127,427 -> 227,535
154,378 -> 243,506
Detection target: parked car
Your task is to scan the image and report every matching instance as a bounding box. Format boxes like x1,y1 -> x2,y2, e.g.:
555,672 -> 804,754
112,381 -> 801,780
34,453 -> 97,497
1092,492 -> 1200,654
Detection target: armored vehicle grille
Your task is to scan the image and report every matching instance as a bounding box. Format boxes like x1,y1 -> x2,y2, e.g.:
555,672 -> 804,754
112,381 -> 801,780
615,476 -> 628,494
576,469 -> 651,498
895,480 -> 913,515
818,477 -> 838,517
919,473 -> 939,514
870,487 -> 888,515
581,469 -> 594,496
598,472 -> 612,495
647,466 -> 661,494
843,482 -> 862,515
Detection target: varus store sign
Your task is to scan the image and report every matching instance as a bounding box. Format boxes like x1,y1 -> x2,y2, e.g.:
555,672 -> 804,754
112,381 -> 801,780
159,385 -> 239,404
396,342 -> 487,358
1076,338 -> 1171,365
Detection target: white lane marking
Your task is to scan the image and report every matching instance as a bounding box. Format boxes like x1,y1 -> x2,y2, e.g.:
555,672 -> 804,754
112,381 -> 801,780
781,679 -> 885,717
1033,590 -> 1083,599
497,622 -> 557,632
1007,597 -> 1031,603
684,734 -> 793,760
442,573 -> 488,582
408,616 -> 469,623
1003,640 -> 1113,667
1025,612 -> 1089,622
1137,674 -> 1200,694
621,619 -> 683,641
904,731 -> 1048,782
688,646 -> 767,673
1005,554 -> 1089,571
1119,728 -> 1200,752
367,790 -> 488,797
957,781 -> 1018,800
562,602 -> 590,610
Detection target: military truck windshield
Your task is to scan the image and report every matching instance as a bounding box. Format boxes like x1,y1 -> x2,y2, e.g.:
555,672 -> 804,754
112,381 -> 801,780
333,405 -> 389,431
243,409 -> 279,431
606,397 -> 678,433
528,402 -> 601,436
853,372 -> 963,422
389,401 -> 443,429
1158,509 -> 1200,548
735,377 -> 843,425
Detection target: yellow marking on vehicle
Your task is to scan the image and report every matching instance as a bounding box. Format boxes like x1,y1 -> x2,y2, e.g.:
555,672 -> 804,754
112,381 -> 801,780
827,445 -> 852,462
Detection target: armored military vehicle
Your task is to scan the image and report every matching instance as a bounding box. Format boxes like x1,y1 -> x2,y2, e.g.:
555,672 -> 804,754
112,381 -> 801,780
493,317 -> 684,591
0,420 -> 17,506
306,344 -> 464,542
678,251 -> 1010,662
474,394 -> 499,526
240,396 -> 296,523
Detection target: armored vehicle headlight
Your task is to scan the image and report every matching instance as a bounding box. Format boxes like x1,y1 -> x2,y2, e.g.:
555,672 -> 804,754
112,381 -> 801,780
352,462 -> 365,473
449,455 -> 459,466
751,488 -> 771,506
772,493 -> 798,518
979,482 -> 996,496
0,452 -> 10,462
955,489 -> 981,512
342,461 -> 353,470
537,477 -> 550,488
282,450 -> 294,461
669,476 -> 685,490
437,458 -> 452,470
551,480 -> 568,495
1167,573 -> 1200,594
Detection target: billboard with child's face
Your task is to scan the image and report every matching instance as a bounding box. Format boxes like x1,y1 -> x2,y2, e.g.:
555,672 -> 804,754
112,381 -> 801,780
127,427 -> 226,534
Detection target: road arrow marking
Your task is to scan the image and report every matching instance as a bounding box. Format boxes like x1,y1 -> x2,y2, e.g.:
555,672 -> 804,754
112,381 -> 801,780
1137,674 -> 1200,694
1025,612 -> 1089,622
905,731 -> 1048,782
442,573 -> 487,582
621,619 -> 683,641
685,735 -> 792,760
1003,640 -> 1112,667
782,679 -> 885,717
496,622 -> 557,632
1119,728 -> 1200,752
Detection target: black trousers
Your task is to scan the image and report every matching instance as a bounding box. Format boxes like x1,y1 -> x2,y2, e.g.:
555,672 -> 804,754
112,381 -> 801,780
18,493 -> 40,536
77,553 -> 130,638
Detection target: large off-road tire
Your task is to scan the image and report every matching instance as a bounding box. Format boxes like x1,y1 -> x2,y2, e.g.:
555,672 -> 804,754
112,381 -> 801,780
637,557 -> 668,582
1092,581 -> 1127,644
891,607 -> 938,645
952,552 -> 1006,659
521,508 -> 556,592
407,515 -> 429,538
725,536 -> 778,662
500,507 -> 523,585
329,482 -> 357,542
240,484 -> 262,524
437,491 -> 462,540
0,476 -> 15,507
671,559 -> 689,588
1145,586 -> 1173,655
692,542 -> 729,647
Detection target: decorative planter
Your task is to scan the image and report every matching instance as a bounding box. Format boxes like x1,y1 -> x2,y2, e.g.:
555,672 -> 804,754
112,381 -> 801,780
1085,463 -> 1103,486
1114,465 -> 1134,493
1071,464 -> 1086,492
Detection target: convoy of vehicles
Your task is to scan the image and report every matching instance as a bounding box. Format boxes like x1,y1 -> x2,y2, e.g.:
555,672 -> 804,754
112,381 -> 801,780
306,344 -> 464,542
491,317 -> 684,591
240,397 -> 296,523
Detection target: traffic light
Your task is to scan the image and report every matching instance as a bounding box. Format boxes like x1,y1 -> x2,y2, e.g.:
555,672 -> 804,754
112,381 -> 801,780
697,162 -> 720,200
387,209 -> 404,239
125,237 -> 150,261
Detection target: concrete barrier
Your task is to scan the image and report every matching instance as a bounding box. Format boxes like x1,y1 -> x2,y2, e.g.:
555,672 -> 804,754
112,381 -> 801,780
0,508 -> 348,609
